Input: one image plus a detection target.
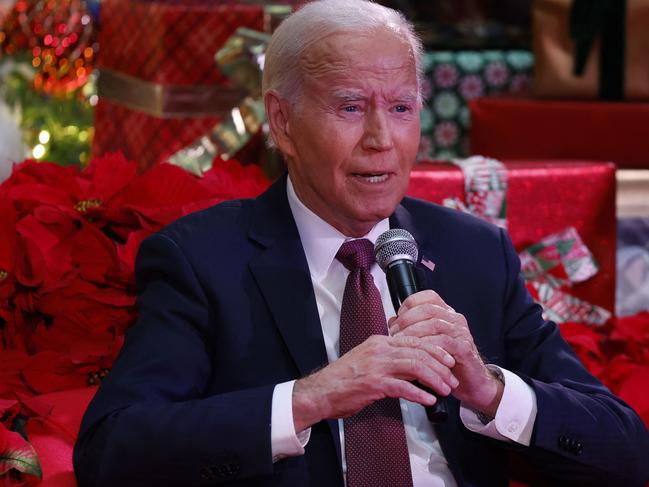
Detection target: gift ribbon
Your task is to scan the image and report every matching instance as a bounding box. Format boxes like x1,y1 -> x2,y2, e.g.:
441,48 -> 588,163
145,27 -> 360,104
443,156 -> 508,229
519,227 -> 611,325
445,157 -> 611,324
167,27 -> 271,174
97,69 -> 247,118
168,5 -> 293,174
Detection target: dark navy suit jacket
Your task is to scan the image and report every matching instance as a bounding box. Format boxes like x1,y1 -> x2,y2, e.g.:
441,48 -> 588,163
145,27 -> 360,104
74,175 -> 649,486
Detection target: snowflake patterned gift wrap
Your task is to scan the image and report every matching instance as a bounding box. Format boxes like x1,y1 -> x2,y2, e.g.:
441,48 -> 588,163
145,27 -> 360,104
418,50 -> 533,162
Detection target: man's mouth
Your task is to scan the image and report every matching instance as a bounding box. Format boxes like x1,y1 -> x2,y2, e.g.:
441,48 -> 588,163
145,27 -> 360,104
353,173 -> 390,183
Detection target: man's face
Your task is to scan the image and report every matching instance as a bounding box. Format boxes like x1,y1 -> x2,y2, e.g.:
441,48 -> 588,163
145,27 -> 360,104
278,29 -> 420,237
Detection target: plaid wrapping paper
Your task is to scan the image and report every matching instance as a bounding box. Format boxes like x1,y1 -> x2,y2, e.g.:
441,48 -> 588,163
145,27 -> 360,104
93,0 -> 296,170
98,0 -> 265,85
417,50 -> 533,161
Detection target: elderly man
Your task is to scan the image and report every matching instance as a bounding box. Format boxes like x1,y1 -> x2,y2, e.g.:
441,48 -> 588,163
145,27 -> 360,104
74,1 -> 649,486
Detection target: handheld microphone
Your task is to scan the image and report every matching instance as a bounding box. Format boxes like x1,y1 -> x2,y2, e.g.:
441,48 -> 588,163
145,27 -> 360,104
374,228 -> 448,423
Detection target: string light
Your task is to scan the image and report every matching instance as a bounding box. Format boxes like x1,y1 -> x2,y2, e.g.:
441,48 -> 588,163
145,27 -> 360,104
0,0 -> 97,95
32,144 -> 46,159
38,130 -> 50,144
0,0 -> 97,166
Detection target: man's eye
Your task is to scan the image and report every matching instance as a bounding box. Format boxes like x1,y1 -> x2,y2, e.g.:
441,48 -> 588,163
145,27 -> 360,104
394,105 -> 410,113
342,105 -> 359,112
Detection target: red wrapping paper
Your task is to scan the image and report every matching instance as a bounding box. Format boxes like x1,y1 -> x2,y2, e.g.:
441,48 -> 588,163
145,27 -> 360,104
407,160 -> 616,315
92,0 -> 267,171
93,101 -> 221,173
98,0 -> 266,85
469,98 -> 649,169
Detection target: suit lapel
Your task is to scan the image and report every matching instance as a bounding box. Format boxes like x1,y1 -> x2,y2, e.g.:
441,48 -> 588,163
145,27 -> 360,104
389,201 -> 466,485
389,203 -> 444,296
247,175 -> 342,466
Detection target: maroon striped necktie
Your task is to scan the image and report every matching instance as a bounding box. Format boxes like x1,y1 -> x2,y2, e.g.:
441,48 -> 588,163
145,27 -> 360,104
336,239 -> 414,487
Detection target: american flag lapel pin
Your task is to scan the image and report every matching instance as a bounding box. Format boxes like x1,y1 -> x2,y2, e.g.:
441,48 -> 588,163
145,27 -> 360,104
421,257 -> 436,272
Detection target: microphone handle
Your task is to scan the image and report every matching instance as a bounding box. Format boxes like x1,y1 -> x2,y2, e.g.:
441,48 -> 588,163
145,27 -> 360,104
386,261 -> 448,424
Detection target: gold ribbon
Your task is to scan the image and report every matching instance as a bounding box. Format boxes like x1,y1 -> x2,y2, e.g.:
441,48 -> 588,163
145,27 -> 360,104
168,27 -> 272,175
97,69 -> 247,118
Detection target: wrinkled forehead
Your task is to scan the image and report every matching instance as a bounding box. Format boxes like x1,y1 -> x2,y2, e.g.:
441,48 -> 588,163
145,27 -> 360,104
299,28 -> 417,84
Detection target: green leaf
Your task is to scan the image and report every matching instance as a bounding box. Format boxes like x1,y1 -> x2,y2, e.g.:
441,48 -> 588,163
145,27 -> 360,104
0,426 -> 42,479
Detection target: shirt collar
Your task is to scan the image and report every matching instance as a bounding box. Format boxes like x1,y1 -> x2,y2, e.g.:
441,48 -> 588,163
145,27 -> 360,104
286,176 -> 389,280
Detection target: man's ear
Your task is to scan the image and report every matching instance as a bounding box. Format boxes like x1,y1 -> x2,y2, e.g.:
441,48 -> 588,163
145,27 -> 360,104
264,90 -> 296,158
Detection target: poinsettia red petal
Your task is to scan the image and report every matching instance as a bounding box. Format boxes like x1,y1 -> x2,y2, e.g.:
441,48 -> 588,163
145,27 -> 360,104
599,355 -> 641,394
0,352 -> 31,400
70,222 -> 121,283
81,152 -> 138,203
30,320 -> 118,364
201,158 -> 270,200
617,366 -> 649,428
0,194 -> 17,274
4,161 -> 78,189
0,400 -> 20,432
12,394 -> 53,422
21,352 -> 88,395
560,322 -> 604,357
12,237 -> 46,288
0,423 -> 42,479
112,163 -> 213,210
117,229 -> 151,275
610,312 -> 649,344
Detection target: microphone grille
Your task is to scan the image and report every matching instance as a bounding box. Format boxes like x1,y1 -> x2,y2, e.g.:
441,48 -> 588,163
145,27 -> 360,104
374,228 -> 418,270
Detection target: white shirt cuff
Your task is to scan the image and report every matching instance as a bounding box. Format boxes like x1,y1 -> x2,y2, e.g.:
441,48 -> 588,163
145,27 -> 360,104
271,380 -> 311,462
459,365 -> 537,446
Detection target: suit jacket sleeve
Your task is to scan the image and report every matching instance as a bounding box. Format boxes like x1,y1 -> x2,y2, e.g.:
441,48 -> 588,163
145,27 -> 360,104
497,227 -> 649,485
74,233 -> 276,486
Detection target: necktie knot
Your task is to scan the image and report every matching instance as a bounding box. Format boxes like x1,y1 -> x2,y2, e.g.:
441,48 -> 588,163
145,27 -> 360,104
336,239 -> 375,272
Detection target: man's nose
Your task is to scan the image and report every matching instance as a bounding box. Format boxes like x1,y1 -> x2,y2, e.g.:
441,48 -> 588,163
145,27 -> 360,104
361,108 -> 393,152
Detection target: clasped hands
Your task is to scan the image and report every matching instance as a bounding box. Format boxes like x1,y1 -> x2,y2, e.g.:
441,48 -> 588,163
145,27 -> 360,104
293,290 -> 504,432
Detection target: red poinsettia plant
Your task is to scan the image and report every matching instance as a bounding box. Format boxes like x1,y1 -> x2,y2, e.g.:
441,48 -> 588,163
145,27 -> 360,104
561,313 -> 649,427
0,154 -> 648,485
0,154 -> 269,485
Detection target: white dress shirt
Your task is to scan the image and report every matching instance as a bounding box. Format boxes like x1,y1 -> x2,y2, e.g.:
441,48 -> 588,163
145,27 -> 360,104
269,177 -> 538,486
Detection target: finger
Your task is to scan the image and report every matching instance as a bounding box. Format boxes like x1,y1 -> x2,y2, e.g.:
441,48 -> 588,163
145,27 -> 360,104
384,343 -> 459,394
391,304 -> 469,336
392,317 -> 460,339
417,340 -> 456,368
398,289 -> 453,315
387,315 -> 397,331
358,336 -> 459,392
390,303 -> 448,334
421,334 -> 480,368
381,377 -> 437,406
388,335 -> 456,367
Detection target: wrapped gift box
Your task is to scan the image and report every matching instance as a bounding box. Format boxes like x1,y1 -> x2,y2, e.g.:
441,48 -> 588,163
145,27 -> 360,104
407,160 -> 616,315
617,216 -> 649,317
469,98 -> 649,169
92,0 -> 289,171
617,170 -> 649,316
418,50 -> 533,161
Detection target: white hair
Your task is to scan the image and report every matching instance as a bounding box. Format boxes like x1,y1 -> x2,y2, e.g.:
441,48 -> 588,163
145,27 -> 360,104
262,0 -> 424,106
